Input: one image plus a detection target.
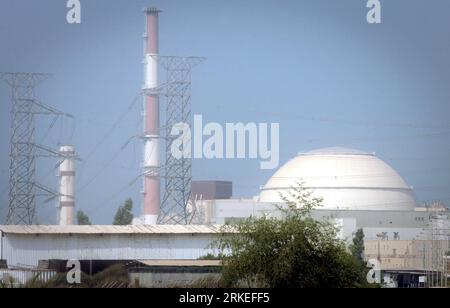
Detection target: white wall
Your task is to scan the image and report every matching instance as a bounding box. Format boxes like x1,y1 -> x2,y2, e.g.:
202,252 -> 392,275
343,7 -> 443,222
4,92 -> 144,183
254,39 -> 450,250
201,199 -> 429,241
332,218 -> 357,243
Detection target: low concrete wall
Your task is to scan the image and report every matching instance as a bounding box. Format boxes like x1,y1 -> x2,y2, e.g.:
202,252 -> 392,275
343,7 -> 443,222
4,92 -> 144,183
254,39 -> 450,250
0,269 -> 56,287
129,266 -> 221,288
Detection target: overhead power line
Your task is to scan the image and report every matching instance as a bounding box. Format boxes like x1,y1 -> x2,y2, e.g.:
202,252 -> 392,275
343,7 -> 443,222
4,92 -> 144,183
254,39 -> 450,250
81,93 -> 141,164
224,105 -> 450,130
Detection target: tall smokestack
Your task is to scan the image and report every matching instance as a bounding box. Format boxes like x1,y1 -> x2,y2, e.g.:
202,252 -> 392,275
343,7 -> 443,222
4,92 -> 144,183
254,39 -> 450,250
58,145 -> 75,226
142,7 -> 161,225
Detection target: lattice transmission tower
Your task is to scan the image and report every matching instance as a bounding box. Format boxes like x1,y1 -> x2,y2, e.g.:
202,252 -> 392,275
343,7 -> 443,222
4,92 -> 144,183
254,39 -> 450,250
1,72 -> 71,225
157,56 -> 204,224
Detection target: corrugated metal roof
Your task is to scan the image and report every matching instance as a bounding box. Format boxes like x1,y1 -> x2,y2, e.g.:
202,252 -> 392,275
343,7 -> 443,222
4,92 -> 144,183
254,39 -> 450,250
0,224 -> 234,235
137,259 -> 222,267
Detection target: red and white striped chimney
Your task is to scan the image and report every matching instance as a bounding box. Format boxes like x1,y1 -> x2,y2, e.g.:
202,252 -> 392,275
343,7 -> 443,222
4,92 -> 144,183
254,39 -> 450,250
142,7 -> 161,225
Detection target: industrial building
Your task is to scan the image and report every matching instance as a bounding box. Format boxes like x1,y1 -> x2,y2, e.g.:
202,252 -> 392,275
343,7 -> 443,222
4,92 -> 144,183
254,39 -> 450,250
0,225 -> 224,268
200,147 -> 434,239
195,148 -> 450,287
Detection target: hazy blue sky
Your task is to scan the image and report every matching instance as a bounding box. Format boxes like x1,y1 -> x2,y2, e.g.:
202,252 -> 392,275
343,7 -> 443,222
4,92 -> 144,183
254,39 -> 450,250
1,0 -> 450,224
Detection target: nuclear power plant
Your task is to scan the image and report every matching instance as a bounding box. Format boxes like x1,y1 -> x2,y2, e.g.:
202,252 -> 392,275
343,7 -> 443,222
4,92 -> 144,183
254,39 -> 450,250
0,6 -> 449,288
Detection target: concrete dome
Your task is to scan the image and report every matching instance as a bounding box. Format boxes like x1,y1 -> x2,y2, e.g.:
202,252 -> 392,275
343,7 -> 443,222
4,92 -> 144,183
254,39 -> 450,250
259,147 -> 417,211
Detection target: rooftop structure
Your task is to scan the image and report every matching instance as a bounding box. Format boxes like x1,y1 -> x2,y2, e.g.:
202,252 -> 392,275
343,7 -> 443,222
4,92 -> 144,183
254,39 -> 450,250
260,147 -> 417,211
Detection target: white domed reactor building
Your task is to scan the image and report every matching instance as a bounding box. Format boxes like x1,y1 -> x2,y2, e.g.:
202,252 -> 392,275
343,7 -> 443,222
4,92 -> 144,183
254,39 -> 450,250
259,147 -> 417,211
200,147 -> 440,244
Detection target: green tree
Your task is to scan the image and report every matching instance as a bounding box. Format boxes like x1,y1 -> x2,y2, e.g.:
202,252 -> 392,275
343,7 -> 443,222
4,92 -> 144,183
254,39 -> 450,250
113,198 -> 134,225
76,210 -> 91,225
350,228 -> 365,262
215,183 -> 369,288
